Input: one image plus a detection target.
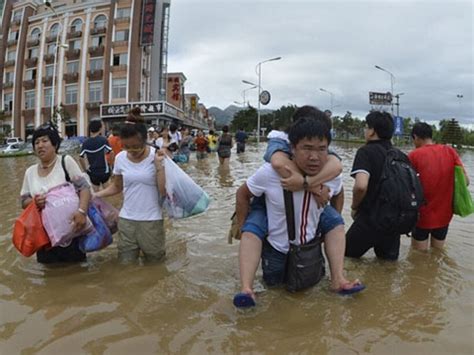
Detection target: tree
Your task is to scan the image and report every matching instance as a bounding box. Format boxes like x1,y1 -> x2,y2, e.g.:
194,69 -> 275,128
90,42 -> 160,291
230,106 -> 258,132
441,118 -> 463,145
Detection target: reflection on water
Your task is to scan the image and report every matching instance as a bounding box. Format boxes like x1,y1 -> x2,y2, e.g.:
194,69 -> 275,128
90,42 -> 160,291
0,144 -> 473,354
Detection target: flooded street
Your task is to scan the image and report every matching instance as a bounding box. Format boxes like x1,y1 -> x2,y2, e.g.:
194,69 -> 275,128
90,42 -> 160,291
0,142 -> 473,354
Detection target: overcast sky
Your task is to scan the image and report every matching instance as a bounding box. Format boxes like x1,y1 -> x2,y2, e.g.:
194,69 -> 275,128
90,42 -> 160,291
167,0 -> 473,126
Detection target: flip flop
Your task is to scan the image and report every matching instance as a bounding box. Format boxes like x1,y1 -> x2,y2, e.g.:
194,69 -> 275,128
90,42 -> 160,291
335,283 -> 366,296
233,292 -> 256,308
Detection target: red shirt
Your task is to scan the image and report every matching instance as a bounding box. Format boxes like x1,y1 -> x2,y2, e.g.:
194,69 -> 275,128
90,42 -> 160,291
194,136 -> 208,152
107,135 -> 122,165
408,144 -> 463,229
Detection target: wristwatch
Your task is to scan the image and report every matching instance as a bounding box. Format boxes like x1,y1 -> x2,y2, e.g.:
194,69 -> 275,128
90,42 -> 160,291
303,175 -> 308,190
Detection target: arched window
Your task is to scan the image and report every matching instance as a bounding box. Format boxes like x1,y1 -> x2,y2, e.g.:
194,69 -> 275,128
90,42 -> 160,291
50,23 -> 59,37
70,19 -> 82,33
94,15 -> 107,29
30,28 -> 41,40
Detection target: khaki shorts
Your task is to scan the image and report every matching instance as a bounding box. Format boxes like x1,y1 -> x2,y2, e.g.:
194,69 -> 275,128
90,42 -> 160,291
117,217 -> 165,263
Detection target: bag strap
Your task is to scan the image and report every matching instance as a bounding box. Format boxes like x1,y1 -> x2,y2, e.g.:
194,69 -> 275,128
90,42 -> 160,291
283,189 -> 296,241
61,155 -> 71,182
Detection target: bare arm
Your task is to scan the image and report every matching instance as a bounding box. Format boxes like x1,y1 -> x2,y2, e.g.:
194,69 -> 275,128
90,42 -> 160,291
79,156 -> 88,172
351,173 -> 369,210
94,174 -> 123,198
236,183 -> 254,227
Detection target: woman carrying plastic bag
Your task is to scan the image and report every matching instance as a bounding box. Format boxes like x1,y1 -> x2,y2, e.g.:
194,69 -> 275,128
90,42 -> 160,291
163,156 -> 210,218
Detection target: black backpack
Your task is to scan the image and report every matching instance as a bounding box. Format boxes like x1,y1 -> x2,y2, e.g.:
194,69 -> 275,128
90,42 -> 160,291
370,147 -> 424,235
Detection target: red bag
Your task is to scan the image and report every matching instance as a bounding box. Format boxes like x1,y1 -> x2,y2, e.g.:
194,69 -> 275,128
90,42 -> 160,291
12,203 -> 51,257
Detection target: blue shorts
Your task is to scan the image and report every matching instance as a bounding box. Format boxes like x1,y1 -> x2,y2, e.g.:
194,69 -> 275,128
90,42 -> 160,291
241,201 -> 344,241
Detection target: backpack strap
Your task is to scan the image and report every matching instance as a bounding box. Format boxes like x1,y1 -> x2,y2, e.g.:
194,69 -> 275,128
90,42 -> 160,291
61,155 -> 71,182
283,189 -> 296,241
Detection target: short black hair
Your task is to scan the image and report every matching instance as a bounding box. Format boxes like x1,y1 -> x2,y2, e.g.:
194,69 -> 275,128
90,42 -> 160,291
209,129 -> 215,135
288,116 -> 331,147
121,108 -> 147,142
89,119 -> 103,134
365,111 -> 394,140
32,122 -> 62,152
293,105 -> 332,130
169,123 -> 178,132
222,125 -> 229,133
111,124 -> 121,135
411,122 -> 432,139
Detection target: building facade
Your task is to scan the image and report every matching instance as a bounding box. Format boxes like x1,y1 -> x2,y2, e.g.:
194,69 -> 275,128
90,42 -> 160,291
1,0 -> 171,139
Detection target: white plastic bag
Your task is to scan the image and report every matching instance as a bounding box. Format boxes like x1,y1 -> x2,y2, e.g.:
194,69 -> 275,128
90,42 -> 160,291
163,156 -> 210,218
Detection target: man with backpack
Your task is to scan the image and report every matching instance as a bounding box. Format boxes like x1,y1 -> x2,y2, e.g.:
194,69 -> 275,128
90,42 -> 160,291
345,111 -> 423,260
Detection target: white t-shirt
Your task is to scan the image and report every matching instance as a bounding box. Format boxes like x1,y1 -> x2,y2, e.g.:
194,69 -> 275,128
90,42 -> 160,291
20,155 -> 83,197
113,148 -> 163,221
246,163 -> 342,253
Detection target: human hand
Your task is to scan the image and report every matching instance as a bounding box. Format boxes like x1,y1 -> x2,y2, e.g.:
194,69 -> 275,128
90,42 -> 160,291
311,185 -> 330,208
72,211 -> 87,233
34,194 -> 46,210
280,166 -> 305,192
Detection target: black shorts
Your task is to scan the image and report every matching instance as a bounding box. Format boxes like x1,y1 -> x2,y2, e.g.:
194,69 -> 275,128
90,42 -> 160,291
36,238 -> 86,264
412,226 -> 449,241
87,171 -> 110,186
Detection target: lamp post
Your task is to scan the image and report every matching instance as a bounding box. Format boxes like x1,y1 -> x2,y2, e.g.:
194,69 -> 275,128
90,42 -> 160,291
456,94 -> 463,118
394,92 -> 404,117
375,65 -> 395,115
319,88 -> 335,111
242,85 -> 257,107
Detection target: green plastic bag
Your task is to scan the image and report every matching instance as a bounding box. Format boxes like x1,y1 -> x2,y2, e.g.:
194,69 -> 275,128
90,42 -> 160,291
453,166 -> 474,217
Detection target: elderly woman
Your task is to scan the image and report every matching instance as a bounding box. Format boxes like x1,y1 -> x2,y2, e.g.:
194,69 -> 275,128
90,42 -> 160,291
20,122 -> 91,263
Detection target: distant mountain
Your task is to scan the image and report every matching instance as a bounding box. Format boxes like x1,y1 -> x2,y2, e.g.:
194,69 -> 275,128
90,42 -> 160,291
209,105 -> 274,127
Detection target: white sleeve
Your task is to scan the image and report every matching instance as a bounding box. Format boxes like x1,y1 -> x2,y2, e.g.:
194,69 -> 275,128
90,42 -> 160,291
113,151 -> 125,175
324,174 -> 343,198
246,163 -> 273,197
64,155 -> 84,179
20,166 -> 33,197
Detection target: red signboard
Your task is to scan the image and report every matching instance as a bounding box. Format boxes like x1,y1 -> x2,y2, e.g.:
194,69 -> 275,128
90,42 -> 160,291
141,0 -> 156,45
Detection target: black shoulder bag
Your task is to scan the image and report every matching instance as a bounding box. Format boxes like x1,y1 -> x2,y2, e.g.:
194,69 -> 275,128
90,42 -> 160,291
284,189 -> 325,292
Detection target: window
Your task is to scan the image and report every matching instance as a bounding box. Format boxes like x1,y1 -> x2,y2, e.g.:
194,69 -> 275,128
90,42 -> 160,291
65,85 -> 78,104
45,64 -> 54,77
91,36 -> 105,47
67,61 -> 79,73
90,57 -> 103,71
112,78 -> 126,99
70,19 -> 82,32
7,50 -> 15,61
89,81 -> 102,102
5,71 -> 14,83
44,88 -> 53,107
4,93 -> 13,112
47,43 -> 56,55
69,39 -> 81,50
12,10 -> 22,22
25,68 -> 37,80
113,53 -> 127,66
50,24 -> 59,37
94,15 -> 107,29
31,28 -> 41,40
114,30 -> 129,42
28,47 -> 39,59
116,7 -> 131,18
25,91 -> 35,109
8,31 -> 19,41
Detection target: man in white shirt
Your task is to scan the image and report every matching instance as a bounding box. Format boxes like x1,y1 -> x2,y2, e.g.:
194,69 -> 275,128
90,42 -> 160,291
234,113 -> 364,307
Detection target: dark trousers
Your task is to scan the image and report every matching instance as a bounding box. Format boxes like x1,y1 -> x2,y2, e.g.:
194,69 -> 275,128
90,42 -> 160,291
345,213 -> 400,260
36,238 -> 86,264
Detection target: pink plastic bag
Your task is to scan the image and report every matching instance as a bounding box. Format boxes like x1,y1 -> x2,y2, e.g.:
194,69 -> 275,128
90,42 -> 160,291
42,184 -> 93,247
91,197 -> 119,234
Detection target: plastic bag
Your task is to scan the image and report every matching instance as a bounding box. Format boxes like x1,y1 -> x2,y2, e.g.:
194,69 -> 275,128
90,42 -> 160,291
78,204 -> 113,253
453,165 -> 474,217
42,184 -> 93,247
163,156 -> 210,218
12,202 -> 51,257
91,197 -> 119,234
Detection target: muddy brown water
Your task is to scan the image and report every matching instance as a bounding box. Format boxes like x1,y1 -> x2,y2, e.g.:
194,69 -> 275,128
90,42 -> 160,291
0,143 -> 473,354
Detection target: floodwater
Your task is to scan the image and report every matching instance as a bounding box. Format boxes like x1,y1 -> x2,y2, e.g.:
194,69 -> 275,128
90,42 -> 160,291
0,143 -> 473,354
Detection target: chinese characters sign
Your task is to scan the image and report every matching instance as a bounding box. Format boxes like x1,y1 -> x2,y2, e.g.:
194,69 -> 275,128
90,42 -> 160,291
168,77 -> 181,102
141,0 -> 156,45
369,92 -> 393,106
101,102 -> 182,118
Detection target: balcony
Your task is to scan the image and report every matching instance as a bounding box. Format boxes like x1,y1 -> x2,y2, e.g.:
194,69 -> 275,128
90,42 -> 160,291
90,26 -> 106,36
25,57 -> 38,68
22,109 -> 35,120
23,79 -> 36,90
88,45 -> 105,57
111,64 -> 127,72
3,82 -> 14,89
112,40 -> 128,48
4,60 -> 15,67
42,76 -> 53,86
46,34 -> 59,43
65,49 -> 81,60
44,54 -> 55,64
27,38 -> 40,47
63,72 -> 79,83
87,69 -> 103,80
7,39 -> 18,47
66,30 -> 82,39
114,17 -> 130,25
86,102 -> 102,110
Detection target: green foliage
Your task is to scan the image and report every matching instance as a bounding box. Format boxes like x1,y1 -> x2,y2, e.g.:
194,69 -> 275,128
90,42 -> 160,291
230,105 -> 297,132
230,106 -> 258,132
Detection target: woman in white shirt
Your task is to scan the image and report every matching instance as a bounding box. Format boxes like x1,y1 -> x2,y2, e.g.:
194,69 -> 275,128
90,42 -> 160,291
20,123 -> 91,263
95,109 -> 167,263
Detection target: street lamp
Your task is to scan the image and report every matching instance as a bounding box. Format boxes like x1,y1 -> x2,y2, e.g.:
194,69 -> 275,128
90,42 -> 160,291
456,94 -> 463,118
394,92 -> 404,117
242,85 -> 257,107
319,88 -> 334,111
375,65 -> 395,115
247,56 -> 281,145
